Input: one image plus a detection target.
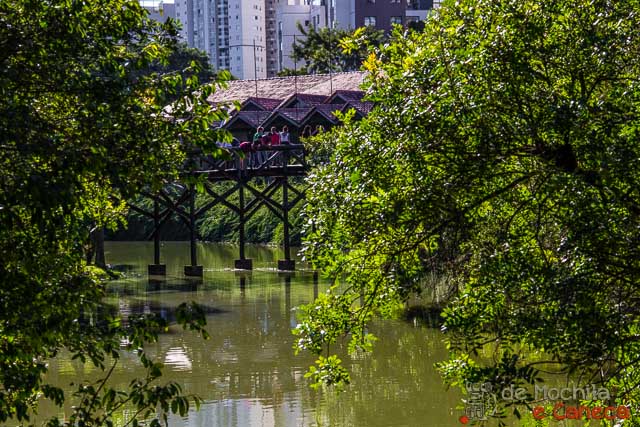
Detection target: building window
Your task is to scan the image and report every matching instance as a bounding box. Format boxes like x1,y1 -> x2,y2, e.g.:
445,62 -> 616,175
364,16 -> 376,26
390,16 -> 402,25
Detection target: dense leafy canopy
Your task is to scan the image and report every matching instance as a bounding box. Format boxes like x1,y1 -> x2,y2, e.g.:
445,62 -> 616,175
135,42 -> 222,96
284,24 -> 385,75
297,0 -> 640,419
0,0 -> 225,424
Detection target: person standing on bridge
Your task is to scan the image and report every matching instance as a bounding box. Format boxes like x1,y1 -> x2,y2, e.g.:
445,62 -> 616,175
253,126 -> 264,146
269,126 -> 282,166
252,126 -> 265,168
270,126 -> 281,146
280,126 -> 290,144
301,124 -> 313,140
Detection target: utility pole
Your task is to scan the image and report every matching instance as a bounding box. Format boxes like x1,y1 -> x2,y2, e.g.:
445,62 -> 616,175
229,42 -> 266,97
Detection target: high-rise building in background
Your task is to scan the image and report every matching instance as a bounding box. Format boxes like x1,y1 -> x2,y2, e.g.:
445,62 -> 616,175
141,0 -> 439,79
276,1 -> 325,73
141,0 -> 177,23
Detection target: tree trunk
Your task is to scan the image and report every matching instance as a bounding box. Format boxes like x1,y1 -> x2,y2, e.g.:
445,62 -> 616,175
92,226 -> 106,269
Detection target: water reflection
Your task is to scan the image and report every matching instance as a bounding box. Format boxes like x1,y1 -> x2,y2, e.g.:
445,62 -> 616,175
39,242 -> 462,427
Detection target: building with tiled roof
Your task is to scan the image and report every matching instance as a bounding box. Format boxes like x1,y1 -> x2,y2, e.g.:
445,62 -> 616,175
261,108 -> 313,137
241,97 -> 283,112
345,101 -> 375,118
326,90 -> 366,104
210,72 -> 366,104
301,104 -> 346,128
224,111 -> 273,141
212,71 -> 373,143
278,93 -> 328,109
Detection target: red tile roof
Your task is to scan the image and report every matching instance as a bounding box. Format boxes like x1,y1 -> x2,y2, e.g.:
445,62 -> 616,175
210,72 -> 366,103
242,97 -> 283,111
225,111 -> 271,128
328,90 -> 366,103
304,104 -> 346,124
345,101 -> 375,116
267,107 -> 313,125
215,72 -> 373,132
280,108 -> 314,123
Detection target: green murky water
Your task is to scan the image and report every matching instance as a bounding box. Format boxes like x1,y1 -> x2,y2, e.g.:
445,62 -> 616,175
39,241 -> 462,427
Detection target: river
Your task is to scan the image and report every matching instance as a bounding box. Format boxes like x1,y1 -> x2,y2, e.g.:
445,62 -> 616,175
39,241 -> 462,427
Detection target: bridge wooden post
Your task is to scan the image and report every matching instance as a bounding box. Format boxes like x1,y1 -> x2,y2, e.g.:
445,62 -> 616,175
278,177 -> 295,271
184,185 -> 203,276
148,199 -> 166,276
235,180 -> 253,270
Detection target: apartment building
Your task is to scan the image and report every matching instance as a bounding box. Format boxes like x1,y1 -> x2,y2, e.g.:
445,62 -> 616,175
275,1 -> 325,72
228,0 -> 268,79
141,0 -> 176,23
143,0 -> 440,78
406,0 -> 442,24
334,0 -> 441,31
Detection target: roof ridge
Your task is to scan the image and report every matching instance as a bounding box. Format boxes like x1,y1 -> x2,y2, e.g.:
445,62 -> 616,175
240,70 -> 366,84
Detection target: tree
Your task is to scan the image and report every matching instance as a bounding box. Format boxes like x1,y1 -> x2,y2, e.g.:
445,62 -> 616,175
135,42 -> 222,94
289,24 -> 385,74
296,0 -> 640,420
0,0 -> 228,424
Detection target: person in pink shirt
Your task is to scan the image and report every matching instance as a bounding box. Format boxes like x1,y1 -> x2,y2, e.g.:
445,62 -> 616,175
270,126 -> 281,145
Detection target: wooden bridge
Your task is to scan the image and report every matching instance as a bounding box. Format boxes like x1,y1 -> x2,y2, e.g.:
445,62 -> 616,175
129,144 -> 308,276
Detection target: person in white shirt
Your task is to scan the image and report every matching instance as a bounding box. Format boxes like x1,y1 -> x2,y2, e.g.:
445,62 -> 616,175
280,125 -> 290,144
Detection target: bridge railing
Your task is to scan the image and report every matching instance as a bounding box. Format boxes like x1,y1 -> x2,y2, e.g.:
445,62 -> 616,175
188,144 -> 306,175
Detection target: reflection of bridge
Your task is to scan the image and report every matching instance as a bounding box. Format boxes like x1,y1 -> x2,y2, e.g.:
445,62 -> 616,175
129,145 -> 308,276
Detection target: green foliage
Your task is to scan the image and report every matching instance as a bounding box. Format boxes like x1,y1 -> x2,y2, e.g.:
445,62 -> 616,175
297,0 -> 640,420
290,24 -> 385,74
0,0 -> 227,424
133,42 -> 220,101
142,42 -> 215,80
304,355 -> 351,392
277,67 -> 309,77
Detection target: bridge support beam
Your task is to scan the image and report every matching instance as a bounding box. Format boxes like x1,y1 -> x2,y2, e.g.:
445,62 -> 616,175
235,180 -> 253,270
184,185 -> 203,277
278,177 -> 295,271
130,145 -> 309,274
148,200 -> 166,275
